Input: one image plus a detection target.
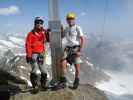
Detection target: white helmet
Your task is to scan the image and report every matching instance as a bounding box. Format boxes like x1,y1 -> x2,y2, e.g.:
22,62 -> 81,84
34,16 -> 44,24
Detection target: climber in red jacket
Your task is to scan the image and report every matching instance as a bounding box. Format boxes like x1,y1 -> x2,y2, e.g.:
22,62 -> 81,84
25,17 -> 49,91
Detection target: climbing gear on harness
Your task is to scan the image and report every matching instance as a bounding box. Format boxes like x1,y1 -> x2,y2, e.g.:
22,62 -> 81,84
65,45 -> 80,65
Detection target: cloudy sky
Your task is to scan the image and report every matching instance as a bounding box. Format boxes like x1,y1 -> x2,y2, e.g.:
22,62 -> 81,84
0,0 -> 133,38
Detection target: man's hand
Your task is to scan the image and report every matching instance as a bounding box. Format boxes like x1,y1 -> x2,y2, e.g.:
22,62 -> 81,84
26,56 -> 33,64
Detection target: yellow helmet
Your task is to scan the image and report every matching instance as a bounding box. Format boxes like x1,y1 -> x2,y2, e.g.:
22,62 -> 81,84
66,12 -> 76,19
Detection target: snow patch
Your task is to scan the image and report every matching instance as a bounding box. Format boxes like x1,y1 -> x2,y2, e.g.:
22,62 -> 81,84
9,36 -> 24,46
96,70 -> 133,95
19,66 -> 26,70
0,40 -> 17,48
20,76 -> 32,87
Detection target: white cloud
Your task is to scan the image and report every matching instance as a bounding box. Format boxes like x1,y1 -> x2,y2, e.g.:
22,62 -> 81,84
0,5 -> 20,15
80,12 -> 87,17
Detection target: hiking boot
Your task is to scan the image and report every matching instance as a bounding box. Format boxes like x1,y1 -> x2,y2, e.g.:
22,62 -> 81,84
40,73 -> 47,90
30,73 -> 40,88
58,77 -> 67,88
30,85 -> 40,94
73,78 -> 79,89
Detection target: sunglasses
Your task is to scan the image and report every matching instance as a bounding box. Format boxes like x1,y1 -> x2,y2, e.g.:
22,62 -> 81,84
35,21 -> 43,25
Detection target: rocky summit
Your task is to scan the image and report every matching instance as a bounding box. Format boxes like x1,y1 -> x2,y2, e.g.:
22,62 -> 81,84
9,84 -> 108,100
0,50 -> 109,100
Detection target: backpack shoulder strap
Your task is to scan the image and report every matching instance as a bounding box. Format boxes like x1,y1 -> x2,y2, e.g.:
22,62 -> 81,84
76,25 -> 80,38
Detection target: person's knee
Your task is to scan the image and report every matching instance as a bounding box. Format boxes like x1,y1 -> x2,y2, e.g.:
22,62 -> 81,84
31,72 -> 41,78
62,59 -> 67,68
62,59 -> 67,65
75,56 -> 82,64
32,68 -> 41,75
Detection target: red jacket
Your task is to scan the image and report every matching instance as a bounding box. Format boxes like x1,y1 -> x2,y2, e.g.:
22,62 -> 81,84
25,29 -> 47,57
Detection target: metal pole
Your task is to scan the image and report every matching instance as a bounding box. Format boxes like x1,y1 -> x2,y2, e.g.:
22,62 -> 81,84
48,0 -> 62,81
48,0 -> 59,21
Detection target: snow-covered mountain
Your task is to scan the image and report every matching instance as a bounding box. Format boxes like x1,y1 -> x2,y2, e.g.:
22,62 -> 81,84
0,35 -> 25,56
86,33 -> 133,100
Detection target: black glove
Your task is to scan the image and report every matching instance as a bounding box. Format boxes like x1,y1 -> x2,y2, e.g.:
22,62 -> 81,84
47,28 -> 51,32
46,29 -> 51,42
26,56 -> 33,64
